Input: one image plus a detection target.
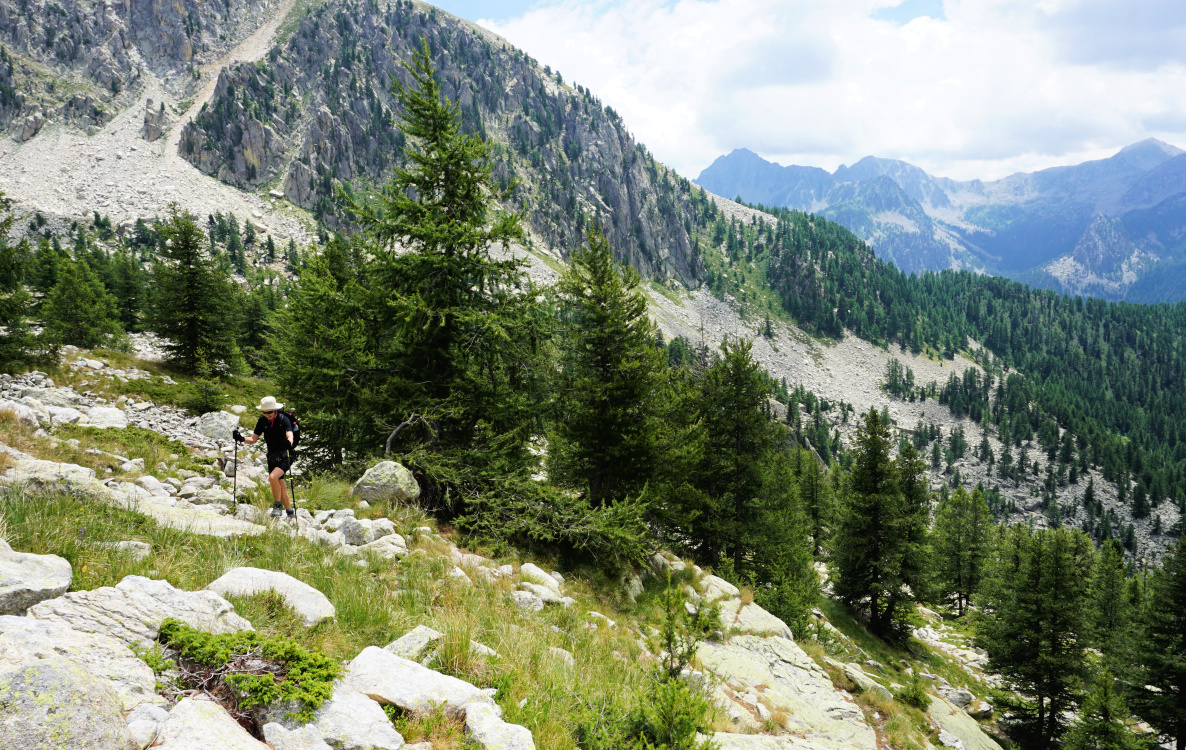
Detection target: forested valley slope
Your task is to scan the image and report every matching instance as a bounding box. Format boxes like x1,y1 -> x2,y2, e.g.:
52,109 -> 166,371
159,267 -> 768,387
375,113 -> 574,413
0,1 -> 1185,750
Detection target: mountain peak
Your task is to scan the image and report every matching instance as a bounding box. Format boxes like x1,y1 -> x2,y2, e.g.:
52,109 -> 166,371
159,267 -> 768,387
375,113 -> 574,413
1118,138 -> 1183,158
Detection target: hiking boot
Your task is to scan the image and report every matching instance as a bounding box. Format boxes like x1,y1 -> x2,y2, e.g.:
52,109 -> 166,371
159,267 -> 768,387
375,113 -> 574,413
285,509 -> 296,522
270,502 -> 283,518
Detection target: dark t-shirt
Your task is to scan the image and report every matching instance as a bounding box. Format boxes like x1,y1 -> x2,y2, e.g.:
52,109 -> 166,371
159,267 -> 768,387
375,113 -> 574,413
253,413 -> 293,455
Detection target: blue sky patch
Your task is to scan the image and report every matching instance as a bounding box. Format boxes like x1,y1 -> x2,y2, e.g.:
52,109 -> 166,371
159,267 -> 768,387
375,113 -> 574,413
870,0 -> 946,25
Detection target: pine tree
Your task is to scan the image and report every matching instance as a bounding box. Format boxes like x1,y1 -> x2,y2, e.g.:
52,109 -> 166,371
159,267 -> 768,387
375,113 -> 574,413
933,486 -> 992,615
1063,670 -> 1143,750
148,206 -> 241,375
548,227 -> 665,505
691,338 -> 783,569
108,249 -> 145,331
797,449 -> 831,556
832,409 -> 930,638
41,258 -> 124,349
976,526 -> 1095,746
1128,538 -> 1186,750
1087,540 -> 1130,666
270,236 -> 375,467
303,41 -> 546,517
0,192 -> 34,368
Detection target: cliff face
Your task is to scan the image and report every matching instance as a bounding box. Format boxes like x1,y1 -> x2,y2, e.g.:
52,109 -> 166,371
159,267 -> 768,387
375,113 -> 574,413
0,0 -> 273,138
178,0 -> 703,284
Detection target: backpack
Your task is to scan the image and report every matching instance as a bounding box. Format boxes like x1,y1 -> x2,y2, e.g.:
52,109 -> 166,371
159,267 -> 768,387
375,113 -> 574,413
279,410 -> 301,449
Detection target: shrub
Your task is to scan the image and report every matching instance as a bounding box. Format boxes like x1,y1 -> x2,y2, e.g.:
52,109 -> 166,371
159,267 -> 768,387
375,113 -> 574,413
894,677 -> 932,711
157,618 -> 341,723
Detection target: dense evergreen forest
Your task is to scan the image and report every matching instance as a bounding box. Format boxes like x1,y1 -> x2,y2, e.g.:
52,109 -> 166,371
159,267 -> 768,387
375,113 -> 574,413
692,199 -> 1186,526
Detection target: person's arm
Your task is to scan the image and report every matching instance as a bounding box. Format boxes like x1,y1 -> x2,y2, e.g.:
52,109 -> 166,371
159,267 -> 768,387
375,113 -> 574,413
286,431 -> 294,447
244,432 -> 259,445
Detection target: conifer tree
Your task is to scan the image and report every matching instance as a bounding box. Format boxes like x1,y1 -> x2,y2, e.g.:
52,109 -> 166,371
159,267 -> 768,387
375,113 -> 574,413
548,227 -> 665,505
797,449 -> 831,556
0,192 -> 33,368
693,338 -> 781,569
1064,670 -> 1143,750
41,258 -> 124,349
108,249 -> 145,331
933,485 -> 992,615
148,206 -> 241,375
1088,539 -> 1130,665
1128,538 -> 1186,750
270,236 -> 375,467
976,526 -> 1095,746
831,409 -> 929,637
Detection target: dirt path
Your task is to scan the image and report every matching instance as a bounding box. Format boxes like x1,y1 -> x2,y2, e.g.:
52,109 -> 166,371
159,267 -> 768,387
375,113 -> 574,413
0,0 -> 310,244
167,0 -> 300,154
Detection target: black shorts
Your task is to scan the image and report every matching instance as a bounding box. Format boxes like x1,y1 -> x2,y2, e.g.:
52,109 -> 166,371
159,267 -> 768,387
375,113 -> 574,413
267,452 -> 291,475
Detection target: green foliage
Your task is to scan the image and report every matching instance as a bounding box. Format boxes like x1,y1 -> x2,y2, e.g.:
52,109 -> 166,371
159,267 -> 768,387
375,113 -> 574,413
975,526 -> 1095,747
41,258 -> 125,349
627,583 -> 718,750
0,191 -> 36,369
149,205 -> 242,375
1087,540 -> 1131,665
129,643 -> 175,675
158,618 -> 341,722
549,227 -> 665,505
1127,537 -> 1186,748
183,378 -> 225,415
894,677 -> 932,711
932,486 -> 992,615
831,409 -> 931,639
1063,670 -> 1144,750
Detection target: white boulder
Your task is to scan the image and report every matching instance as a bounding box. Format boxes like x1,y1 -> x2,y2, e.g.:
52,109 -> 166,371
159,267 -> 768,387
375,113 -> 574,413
349,461 -> 420,504
0,615 -> 163,710
86,406 -> 129,429
206,567 -> 335,627
466,702 -> 536,750
0,545 -> 72,615
345,645 -> 495,717
197,411 -> 240,441
28,575 -> 252,648
152,697 -> 269,750
0,657 -> 136,750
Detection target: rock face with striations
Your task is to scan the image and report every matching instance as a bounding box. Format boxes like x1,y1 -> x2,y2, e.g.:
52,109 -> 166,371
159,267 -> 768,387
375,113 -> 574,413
178,0 -> 706,285
27,574 -> 252,648
206,567 -> 336,627
0,0 -> 274,136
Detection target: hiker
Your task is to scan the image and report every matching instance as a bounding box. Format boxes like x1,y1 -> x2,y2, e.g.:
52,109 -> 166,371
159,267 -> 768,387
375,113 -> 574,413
233,396 -> 295,519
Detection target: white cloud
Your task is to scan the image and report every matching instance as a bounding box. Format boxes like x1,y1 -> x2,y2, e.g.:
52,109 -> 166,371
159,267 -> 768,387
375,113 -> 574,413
480,0 -> 1186,181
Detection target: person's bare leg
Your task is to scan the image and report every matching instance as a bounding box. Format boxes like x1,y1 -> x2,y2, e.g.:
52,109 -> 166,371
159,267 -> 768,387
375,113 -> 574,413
269,469 -> 286,510
273,468 -> 292,510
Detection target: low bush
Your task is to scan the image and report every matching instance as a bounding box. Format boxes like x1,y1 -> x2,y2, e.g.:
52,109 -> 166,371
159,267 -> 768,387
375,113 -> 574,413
157,618 -> 341,724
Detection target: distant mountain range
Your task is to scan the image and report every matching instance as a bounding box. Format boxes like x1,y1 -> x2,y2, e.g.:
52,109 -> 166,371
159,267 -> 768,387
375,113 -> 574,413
695,140 -> 1186,302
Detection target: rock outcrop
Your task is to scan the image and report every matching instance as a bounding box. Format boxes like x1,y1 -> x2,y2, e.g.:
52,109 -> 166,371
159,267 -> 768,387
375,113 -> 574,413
0,541 -> 72,614
152,697 -> 270,750
0,657 -> 136,750
345,645 -> 496,718
0,615 -> 163,710
698,634 -> 876,750
178,0 -> 705,285
27,574 -> 252,648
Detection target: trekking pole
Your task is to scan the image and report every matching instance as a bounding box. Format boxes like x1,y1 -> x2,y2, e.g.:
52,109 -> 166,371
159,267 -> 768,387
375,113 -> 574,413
231,435 -> 239,504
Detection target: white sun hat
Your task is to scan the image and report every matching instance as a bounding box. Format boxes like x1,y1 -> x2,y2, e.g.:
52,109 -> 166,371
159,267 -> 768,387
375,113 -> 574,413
257,396 -> 285,412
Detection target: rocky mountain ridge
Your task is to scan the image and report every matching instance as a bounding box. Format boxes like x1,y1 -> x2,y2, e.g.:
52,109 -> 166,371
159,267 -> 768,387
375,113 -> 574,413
178,0 -> 704,284
696,141 -> 1186,301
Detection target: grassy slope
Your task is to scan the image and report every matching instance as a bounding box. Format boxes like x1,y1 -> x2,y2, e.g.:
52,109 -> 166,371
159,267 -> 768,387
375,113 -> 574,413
0,349 -> 1011,750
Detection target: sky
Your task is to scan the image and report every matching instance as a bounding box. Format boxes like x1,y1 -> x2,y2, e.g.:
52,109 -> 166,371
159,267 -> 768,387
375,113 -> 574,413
427,0 -> 1186,182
